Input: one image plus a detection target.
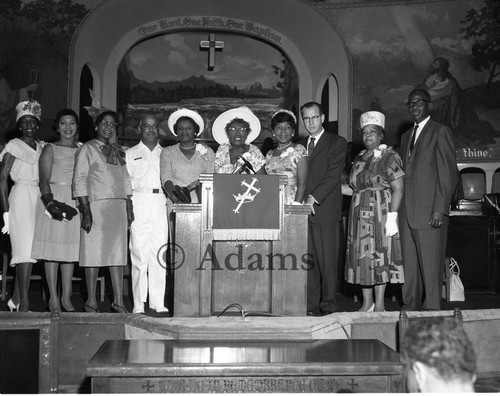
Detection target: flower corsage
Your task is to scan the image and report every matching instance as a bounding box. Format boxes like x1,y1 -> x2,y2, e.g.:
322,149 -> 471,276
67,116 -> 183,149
280,147 -> 294,158
196,143 -> 209,160
373,144 -> 388,160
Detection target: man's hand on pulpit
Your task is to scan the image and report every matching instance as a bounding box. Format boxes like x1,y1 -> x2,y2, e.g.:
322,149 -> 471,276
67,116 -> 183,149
304,194 -> 317,215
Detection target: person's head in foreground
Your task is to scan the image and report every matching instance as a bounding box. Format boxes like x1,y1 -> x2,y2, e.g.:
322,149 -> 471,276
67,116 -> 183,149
401,316 -> 477,393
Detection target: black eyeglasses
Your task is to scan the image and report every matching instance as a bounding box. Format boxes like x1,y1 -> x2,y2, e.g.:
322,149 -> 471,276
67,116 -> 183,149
407,100 -> 429,109
227,126 -> 249,134
100,120 -> 118,128
302,115 -> 321,123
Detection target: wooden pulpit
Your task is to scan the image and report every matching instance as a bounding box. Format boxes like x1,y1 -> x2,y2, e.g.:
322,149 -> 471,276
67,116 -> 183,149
173,174 -> 310,317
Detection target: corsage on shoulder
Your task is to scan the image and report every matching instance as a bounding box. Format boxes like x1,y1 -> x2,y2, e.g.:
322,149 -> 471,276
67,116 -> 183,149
373,144 -> 388,159
196,143 -> 209,159
280,147 -> 294,158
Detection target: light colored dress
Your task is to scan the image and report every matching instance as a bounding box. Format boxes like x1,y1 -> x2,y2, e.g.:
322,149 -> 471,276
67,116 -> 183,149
214,143 -> 265,174
32,144 -> 80,262
72,139 -> 132,267
0,138 -> 44,265
265,144 -> 307,204
160,143 -> 215,204
345,146 -> 405,286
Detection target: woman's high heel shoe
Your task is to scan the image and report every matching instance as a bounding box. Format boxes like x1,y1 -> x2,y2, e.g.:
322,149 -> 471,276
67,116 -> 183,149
7,298 -> 19,312
84,304 -> 99,313
111,303 -> 128,314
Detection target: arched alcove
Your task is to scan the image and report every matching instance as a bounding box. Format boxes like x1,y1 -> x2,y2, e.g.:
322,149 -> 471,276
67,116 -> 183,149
68,0 -> 351,139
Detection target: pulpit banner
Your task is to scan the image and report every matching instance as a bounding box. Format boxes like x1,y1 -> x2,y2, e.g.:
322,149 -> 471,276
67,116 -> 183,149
213,174 -> 280,240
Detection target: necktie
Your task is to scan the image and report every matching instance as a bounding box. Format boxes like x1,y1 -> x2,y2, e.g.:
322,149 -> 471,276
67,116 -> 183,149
409,124 -> 418,155
308,137 -> 316,156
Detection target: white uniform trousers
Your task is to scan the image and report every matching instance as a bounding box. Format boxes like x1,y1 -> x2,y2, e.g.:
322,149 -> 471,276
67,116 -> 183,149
129,192 -> 168,312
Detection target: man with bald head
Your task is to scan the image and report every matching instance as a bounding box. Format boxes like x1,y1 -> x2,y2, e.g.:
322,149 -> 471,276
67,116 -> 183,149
125,113 -> 169,316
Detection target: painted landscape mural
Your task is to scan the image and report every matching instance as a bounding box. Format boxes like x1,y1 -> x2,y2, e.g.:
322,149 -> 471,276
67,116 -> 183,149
117,32 -> 296,148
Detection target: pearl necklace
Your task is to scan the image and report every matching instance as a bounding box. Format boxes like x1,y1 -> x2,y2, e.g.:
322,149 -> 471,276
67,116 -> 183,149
277,141 -> 292,150
180,144 -> 196,150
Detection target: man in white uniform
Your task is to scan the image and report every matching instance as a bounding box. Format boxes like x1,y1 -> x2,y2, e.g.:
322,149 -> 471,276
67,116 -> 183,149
126,113 -> 169,316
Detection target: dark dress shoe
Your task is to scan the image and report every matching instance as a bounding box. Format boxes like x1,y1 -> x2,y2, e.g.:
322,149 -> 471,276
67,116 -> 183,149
307,311 -> 322,317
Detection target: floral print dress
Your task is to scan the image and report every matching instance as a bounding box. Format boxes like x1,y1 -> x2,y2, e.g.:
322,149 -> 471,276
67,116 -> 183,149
345,145 -> 405,286
264,144 -> 307,204
214,143 -> 265,174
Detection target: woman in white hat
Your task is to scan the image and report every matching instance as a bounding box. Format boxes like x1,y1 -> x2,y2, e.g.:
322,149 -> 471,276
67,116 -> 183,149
345,111 -> 405,312
0,100 -> 44,312
160,108 -> 215,206
213,106 -> 265,174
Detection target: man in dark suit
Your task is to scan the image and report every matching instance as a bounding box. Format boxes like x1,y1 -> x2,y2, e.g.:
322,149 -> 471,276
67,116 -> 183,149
299,102 -> 347,315
400,88 -> 457,311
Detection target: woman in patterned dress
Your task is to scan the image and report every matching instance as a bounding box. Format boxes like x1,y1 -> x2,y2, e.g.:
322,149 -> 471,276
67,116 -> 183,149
213,107 -> 265,174
0,100 -> 44,312
31,109 -> 80,313
345,111 -> 405,312
264,109 -> 307,204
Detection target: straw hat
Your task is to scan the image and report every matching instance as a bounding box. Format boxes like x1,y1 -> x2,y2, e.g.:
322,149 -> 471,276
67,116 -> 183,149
167,108 -> 204,136
16,100 -> 42,122
360,111 -> 385,129
212,106 -> 261,145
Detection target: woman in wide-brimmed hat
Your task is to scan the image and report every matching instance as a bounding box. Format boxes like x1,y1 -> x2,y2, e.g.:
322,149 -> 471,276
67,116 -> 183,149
160,108 -> 215,205
213,106 -> 265,174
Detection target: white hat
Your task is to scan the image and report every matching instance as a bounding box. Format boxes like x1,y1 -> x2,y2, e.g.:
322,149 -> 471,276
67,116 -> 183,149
360,111 -> 385,129
16,100 -> 42,122
167,108 -> 204,136
212,106 -> 261,145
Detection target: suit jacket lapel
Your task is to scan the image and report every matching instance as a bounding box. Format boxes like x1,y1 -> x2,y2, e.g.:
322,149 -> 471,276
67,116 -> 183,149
308,134 -> 327,160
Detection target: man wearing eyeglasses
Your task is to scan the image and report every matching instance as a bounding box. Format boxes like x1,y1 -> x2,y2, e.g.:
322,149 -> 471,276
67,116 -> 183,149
400,89 -> 457,311
125,113 -> 169,316
299,102 -> 347,316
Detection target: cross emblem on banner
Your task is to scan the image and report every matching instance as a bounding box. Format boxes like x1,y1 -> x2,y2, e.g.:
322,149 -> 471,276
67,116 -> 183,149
200,33 -> 224,71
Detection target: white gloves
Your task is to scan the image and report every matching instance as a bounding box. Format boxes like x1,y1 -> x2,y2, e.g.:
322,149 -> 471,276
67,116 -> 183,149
2,212 -> 9,234
385,212 -> 399,237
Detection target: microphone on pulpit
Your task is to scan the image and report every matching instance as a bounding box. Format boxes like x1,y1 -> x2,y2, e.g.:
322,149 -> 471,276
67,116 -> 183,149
237,155 -> 255,174
232,156 -> 246,174
232,155 -> 255,174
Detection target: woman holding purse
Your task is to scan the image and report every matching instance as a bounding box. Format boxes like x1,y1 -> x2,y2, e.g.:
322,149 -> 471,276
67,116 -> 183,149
31,109 -> 80,313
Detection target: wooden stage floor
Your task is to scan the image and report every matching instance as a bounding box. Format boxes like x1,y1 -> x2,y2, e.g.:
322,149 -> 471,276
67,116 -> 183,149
1,276 -> 500,393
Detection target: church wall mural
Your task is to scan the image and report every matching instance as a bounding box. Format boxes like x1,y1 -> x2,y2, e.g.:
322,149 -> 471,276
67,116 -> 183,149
0,0 -> 498,163
319,0 -> 500,162
117,31 -> 297,149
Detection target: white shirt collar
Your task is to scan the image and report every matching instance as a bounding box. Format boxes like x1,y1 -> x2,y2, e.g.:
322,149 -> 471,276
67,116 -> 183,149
308,128 -> 325,143
415,116 -> 431,130
138,140 -> 161,152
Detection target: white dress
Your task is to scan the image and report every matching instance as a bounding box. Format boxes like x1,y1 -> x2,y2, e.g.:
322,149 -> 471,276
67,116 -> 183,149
0,138 -> 44,265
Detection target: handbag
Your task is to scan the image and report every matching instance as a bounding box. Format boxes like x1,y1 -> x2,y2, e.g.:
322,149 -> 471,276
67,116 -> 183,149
442,257 -> 465,302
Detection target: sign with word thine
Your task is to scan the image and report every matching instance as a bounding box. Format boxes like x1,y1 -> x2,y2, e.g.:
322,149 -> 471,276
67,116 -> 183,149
213,175 -> 280,240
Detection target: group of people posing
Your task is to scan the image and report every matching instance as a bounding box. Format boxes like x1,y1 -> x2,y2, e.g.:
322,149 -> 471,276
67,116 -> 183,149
0,86 -> 457,315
